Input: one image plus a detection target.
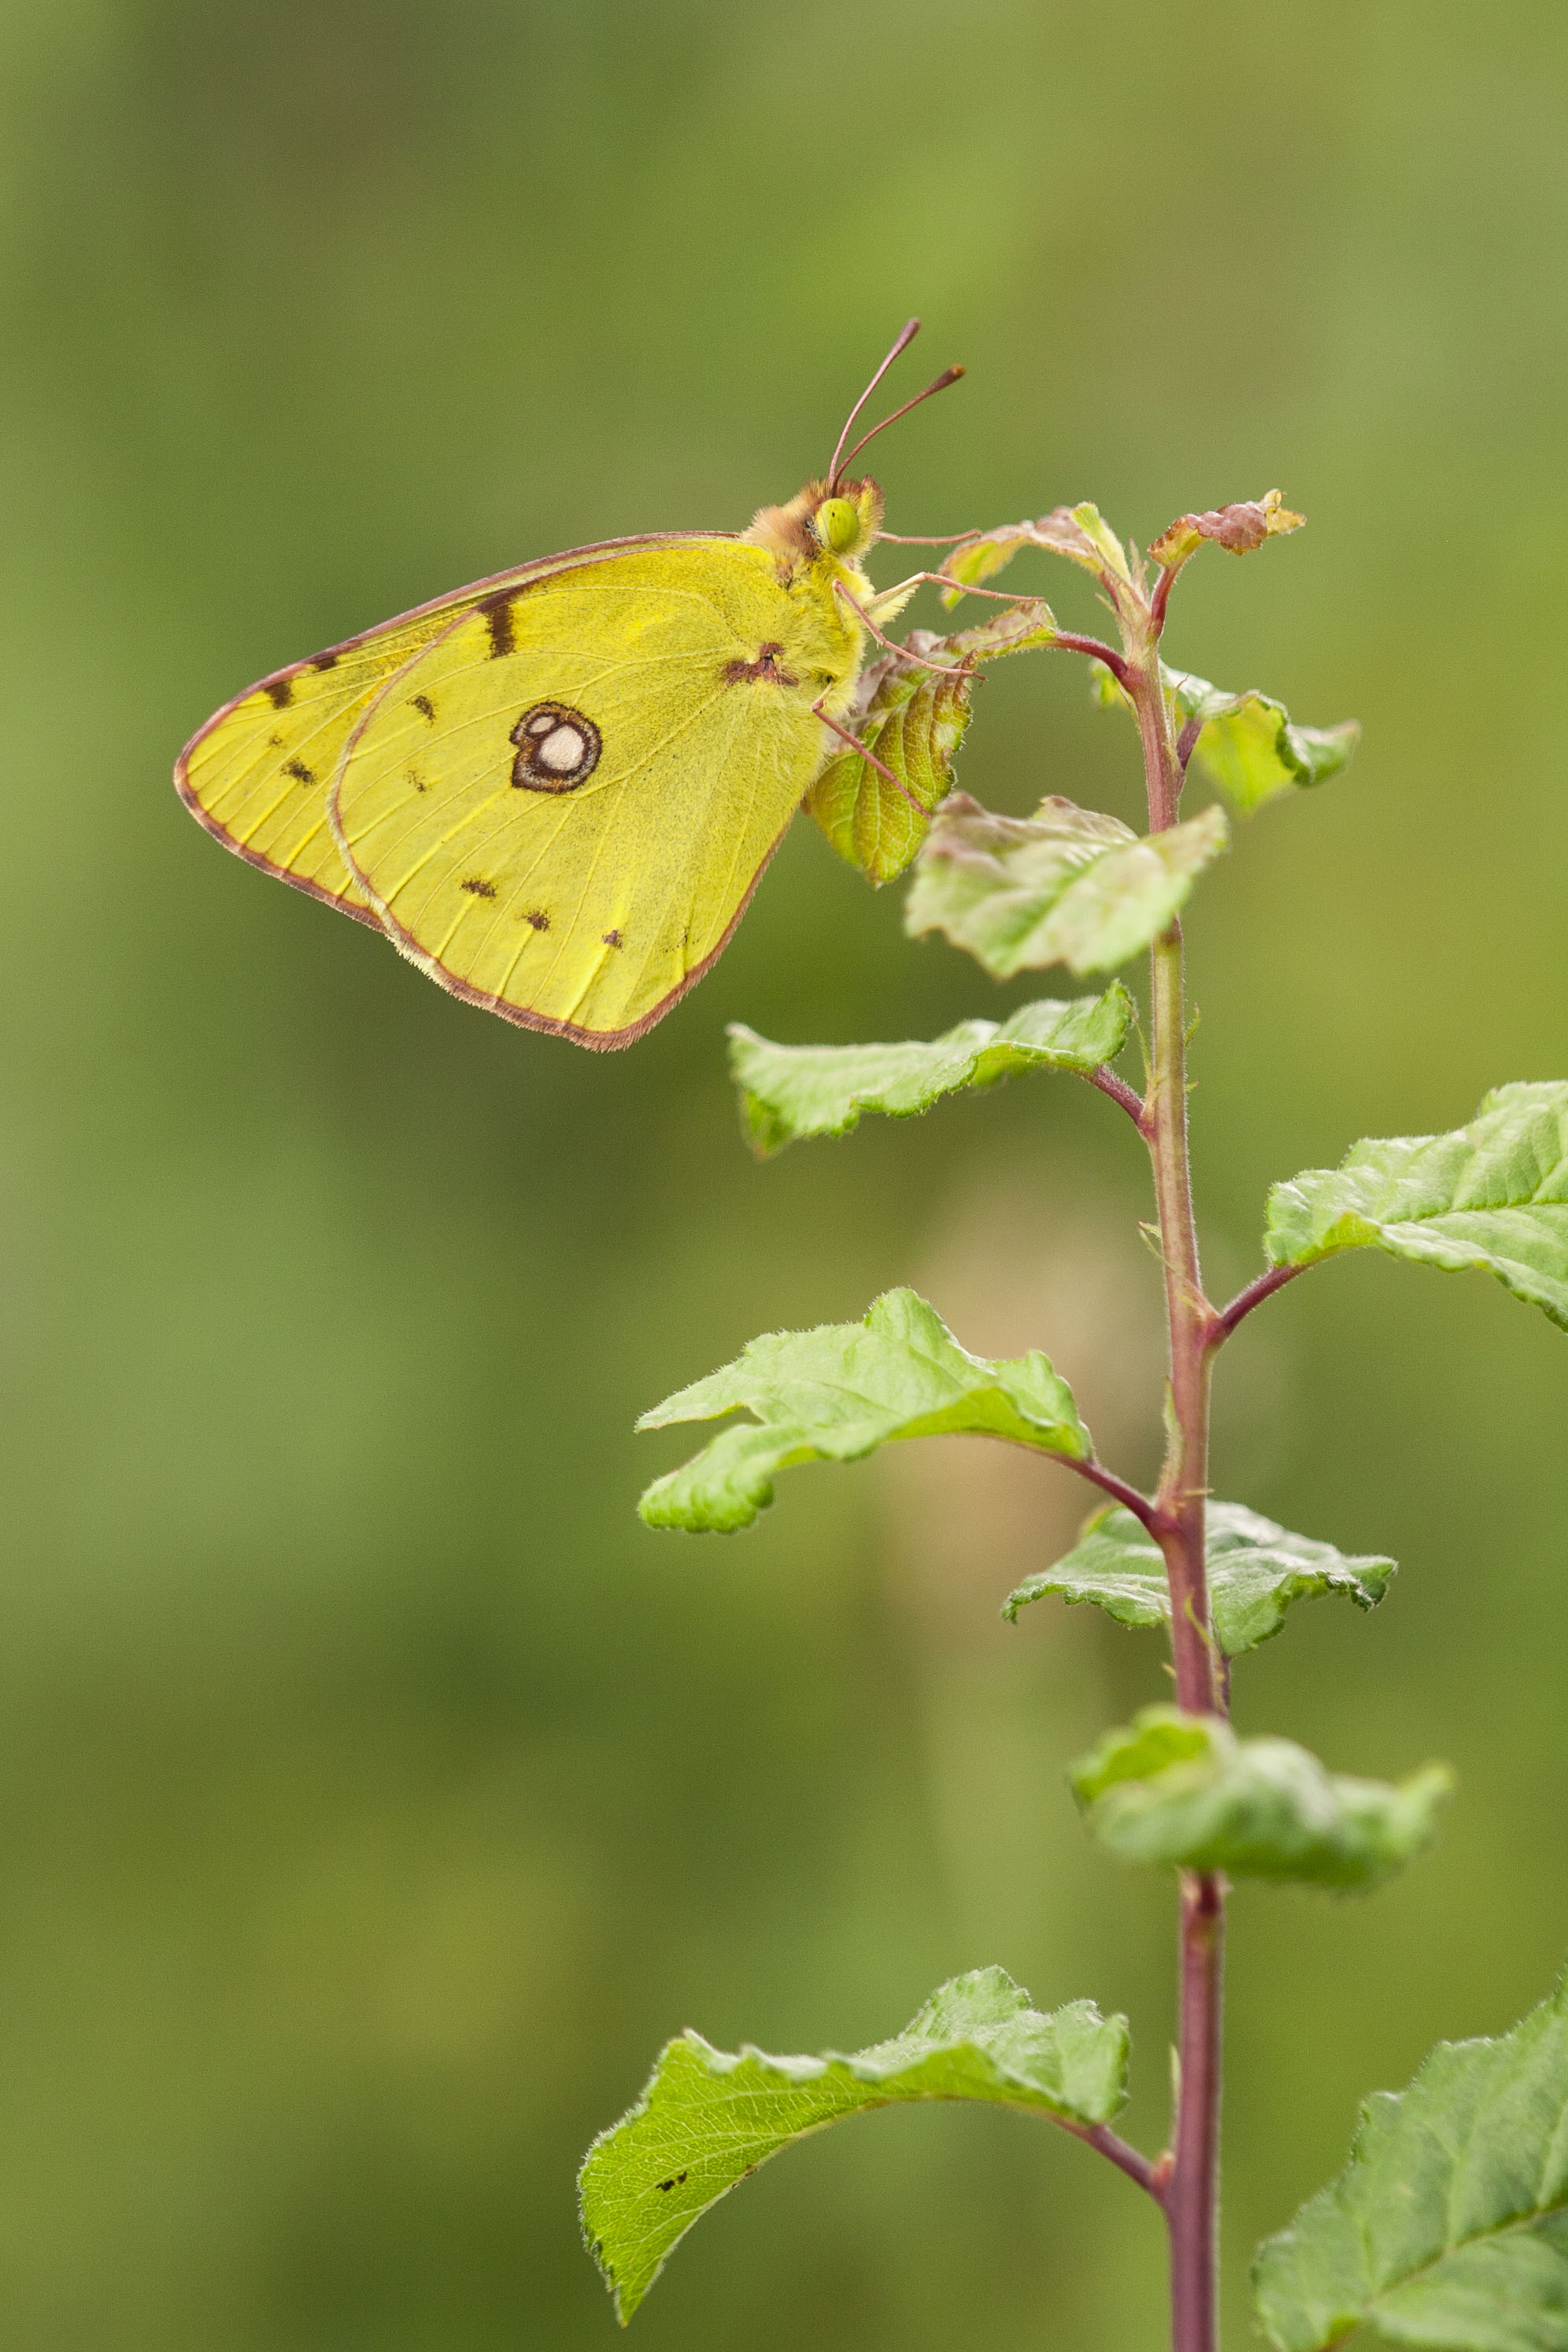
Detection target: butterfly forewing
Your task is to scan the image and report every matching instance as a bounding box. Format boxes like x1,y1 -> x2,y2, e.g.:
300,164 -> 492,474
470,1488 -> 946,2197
330,542 -> 851,1046
173,538 -> 718,926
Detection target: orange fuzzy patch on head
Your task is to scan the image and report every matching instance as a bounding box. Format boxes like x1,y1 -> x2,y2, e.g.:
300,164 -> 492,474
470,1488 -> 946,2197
744,483 -> 821,569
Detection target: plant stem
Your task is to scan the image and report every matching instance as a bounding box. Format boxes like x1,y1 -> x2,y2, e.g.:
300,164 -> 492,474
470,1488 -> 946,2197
1060,2119 -> 1170,2202
1130,647 -> 1226,2352
1215,1261 -> 1302,1338
1171,1870 -> 1226,2352
1057,1452 -> 1159,1530
1085,1063 -> 1150,1130
1147,925 -> 1220,1713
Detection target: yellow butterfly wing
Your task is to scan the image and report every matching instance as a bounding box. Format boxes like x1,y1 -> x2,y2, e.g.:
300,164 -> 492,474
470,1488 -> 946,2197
329,541 -> 859,1047
172,539 -> 716,923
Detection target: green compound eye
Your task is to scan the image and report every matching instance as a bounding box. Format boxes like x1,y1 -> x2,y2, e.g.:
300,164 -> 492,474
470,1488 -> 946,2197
814,497 -> 861,554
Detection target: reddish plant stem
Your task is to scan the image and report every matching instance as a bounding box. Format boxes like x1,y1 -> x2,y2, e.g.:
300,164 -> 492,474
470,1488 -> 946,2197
1060,2118 -> 1169,2202
1003,1437 -> 1156,1531
1170,1872 -> 1226,2352
1129,647 -> 1226,2352
1052,631 -> 1131,686
1215,1261 -> 1302,1338
1060,1453 -> 1159,1531
1086,1064 -> 1150,1130
1146,924 -> 1220,1717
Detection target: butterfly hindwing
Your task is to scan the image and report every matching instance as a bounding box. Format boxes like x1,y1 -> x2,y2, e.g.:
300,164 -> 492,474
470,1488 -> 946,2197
330,542 -> 854,1047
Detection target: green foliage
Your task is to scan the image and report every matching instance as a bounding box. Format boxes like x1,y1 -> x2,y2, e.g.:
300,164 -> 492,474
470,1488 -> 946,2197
579,1967 -> 1130,2323
1070,1709 -> 1452,1889
727,985 -> 1132,1157
1254,1973 -> 1568,2352
638,1288 -> 1089,1533
1265,1082 -> 1568,1328
1090,663 -> 1359,813
806,604 -> 1056,885
1174,673 -> 1359,812
904,792 -> 1228,978
1004,1502 -> 1395,1658
939,503 -> 1135,606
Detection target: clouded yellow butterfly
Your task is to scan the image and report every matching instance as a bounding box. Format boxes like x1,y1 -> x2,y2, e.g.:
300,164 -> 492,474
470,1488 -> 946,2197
175,324 -> 966,1048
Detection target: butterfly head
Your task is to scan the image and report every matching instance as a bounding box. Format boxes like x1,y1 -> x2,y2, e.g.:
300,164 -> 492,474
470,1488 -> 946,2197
743,476 -> 885,575
810,479 -> 886,557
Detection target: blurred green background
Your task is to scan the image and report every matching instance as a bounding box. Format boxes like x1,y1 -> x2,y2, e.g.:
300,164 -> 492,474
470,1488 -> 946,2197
2,1 -> 1566,2343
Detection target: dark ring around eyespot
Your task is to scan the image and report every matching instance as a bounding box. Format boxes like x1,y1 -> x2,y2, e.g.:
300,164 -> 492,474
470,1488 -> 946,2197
509,702 -> 602,792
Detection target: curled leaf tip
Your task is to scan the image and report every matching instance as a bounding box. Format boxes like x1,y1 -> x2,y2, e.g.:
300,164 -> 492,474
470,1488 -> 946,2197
1150,490 -> 1306,568
937,506 -> 1132,608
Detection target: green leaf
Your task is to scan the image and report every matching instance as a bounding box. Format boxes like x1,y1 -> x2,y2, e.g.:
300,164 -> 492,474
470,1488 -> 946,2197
638,1287 -> 1089,1533
579,1966 -> 1130,2322
934,602 -> 1060,662
727,985 -> 1132,1158
1170,669 -> 1361,814
1091,662 -> 1359,815
806,603 -> 1056,884
1004,1501 -> 1396,1658
1255,1973 -> 1568,2352
938,503 -> 1136,608
905,792 -> 1228,979
1264,1082 -> 1568,1329
1070,1707 -> 1452,1889
1067,500 -> 1136,588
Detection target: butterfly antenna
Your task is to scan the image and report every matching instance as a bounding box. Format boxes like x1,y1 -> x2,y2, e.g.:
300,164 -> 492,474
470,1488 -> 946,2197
827,319 -> 922,490
834,364 -> 966,483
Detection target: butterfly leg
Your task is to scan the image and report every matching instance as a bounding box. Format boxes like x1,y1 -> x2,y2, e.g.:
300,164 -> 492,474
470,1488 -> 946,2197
888,571 -> 1130,683
893,571 -> 1048,601
809,695 -> 926,815
831,581 -> 973,676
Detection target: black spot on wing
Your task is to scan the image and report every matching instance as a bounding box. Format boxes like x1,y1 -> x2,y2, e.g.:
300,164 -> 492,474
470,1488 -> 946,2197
525,908 -> 549,931
483,597 -> 516,659
412,693 -> 436,723
264,677 -> 295,710
460,878 -> 497,898
283,757 -> 316,783
723,641 -> 798,687
602,929 -> 623,948
310,651 -> 339,672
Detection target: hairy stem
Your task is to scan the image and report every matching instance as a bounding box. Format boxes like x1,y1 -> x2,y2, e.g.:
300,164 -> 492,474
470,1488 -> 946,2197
1130,648 -> 1226,2352
1171,1871 -> 1226,2352
1215,1261 -> 1302,1338
1060,1453 -> 1159,1530
1060,2118 -> 1169,2202
1085,1063 -> 1150,1130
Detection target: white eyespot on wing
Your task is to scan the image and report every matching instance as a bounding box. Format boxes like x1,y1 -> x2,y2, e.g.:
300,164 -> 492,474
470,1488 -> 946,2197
538,725 -> 587,772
